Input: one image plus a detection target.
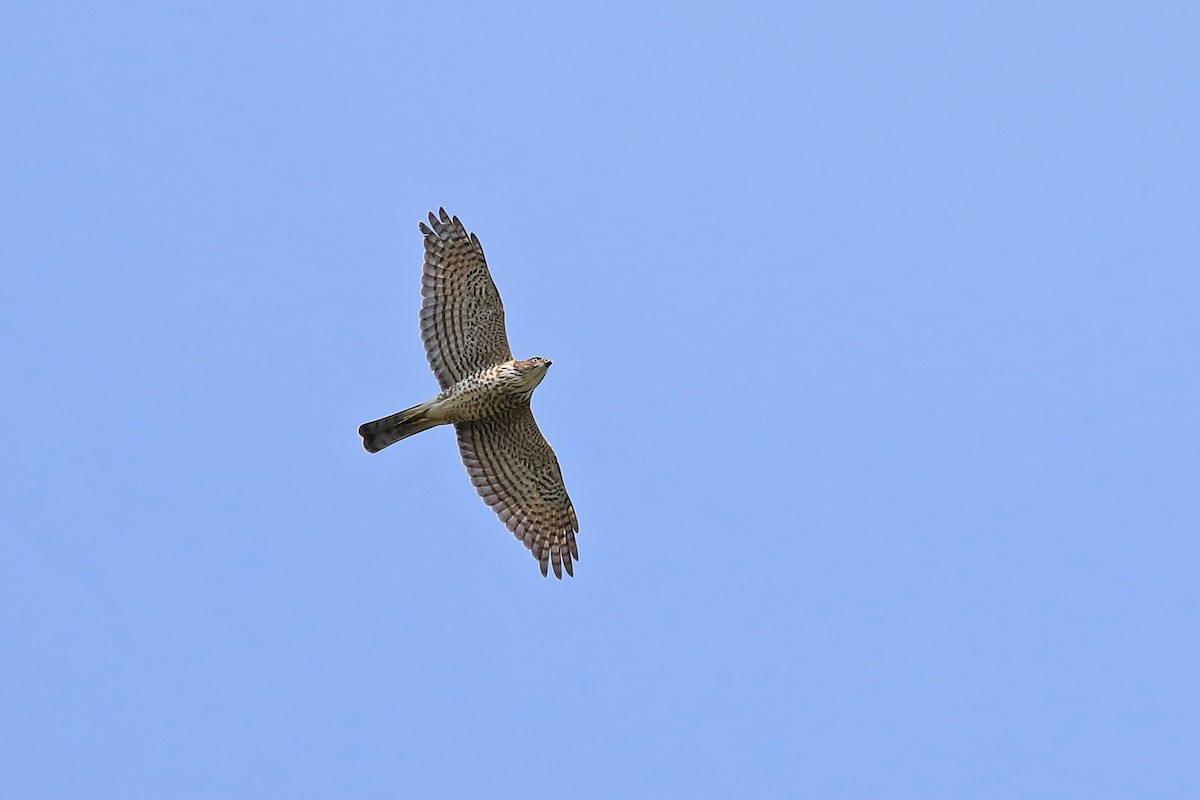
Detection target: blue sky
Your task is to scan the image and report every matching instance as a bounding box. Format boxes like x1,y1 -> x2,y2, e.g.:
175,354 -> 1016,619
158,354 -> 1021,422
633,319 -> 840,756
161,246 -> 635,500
2,2 -> 1197,797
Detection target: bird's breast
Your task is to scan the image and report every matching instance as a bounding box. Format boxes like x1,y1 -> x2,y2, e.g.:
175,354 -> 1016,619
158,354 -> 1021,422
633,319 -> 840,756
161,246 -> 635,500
429,364 -> 531,423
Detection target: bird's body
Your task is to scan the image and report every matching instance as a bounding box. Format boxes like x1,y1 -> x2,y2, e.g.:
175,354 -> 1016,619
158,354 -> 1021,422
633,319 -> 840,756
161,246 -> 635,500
358,210 -> 578,578
360,358 -> 550,450
430,359 -> 551,424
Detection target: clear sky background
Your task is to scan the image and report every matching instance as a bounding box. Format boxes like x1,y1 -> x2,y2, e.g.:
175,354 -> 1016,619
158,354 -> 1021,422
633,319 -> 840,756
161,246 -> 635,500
2,2 -> 1197,798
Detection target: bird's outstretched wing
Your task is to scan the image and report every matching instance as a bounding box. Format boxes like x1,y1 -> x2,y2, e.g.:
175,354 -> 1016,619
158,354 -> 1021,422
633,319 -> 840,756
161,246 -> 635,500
419,209 -> 513,390
455,406 -> 579,578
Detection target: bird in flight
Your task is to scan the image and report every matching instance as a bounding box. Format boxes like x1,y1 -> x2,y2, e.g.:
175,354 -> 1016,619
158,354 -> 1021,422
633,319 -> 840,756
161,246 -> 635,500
358,209 -> 579,578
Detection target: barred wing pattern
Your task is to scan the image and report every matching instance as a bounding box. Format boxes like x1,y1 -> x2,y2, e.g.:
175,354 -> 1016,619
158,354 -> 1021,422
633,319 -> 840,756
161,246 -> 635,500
456,406 -> 579,578
419,209 -> 513,390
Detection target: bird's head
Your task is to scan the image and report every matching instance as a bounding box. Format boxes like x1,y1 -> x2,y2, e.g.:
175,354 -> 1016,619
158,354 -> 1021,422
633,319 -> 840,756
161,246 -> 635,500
514,356 -> 552,391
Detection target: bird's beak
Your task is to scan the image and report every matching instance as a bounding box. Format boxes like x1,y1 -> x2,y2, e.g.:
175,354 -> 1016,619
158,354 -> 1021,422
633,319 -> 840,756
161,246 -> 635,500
546,360 -> 553,367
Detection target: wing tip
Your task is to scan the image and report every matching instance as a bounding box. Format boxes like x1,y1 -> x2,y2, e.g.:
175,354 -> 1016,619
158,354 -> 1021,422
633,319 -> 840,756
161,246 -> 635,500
421,208 -> 472,241
532,530 -> 578,579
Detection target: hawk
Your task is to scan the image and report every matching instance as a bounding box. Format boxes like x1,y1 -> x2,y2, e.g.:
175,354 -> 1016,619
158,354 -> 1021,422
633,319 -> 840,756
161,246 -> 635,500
358,209 -> 579,578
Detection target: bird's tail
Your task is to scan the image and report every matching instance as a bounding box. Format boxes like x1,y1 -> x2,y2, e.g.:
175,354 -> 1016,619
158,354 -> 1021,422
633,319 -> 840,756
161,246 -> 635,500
358,402 -> 438,453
